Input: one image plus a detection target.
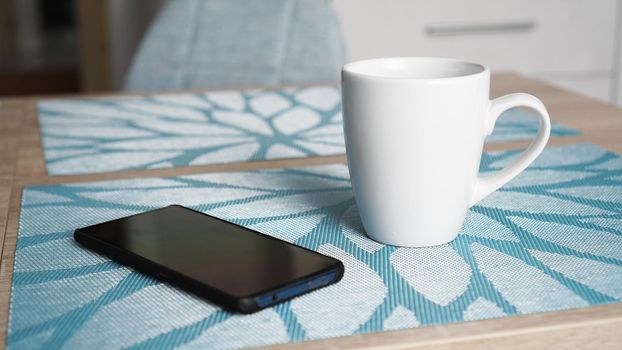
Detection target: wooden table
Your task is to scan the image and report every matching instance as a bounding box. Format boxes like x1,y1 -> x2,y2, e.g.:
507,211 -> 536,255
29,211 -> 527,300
1,73 -> 621,349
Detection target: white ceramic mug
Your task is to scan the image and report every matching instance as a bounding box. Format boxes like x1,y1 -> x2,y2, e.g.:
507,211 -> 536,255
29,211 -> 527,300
341,57 -> 550,247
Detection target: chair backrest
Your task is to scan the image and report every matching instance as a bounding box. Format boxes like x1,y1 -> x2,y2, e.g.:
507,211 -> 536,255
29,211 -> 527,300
124,0 -> 346,91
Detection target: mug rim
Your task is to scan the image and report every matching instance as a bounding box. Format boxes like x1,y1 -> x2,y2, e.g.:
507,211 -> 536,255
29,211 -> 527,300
342,56 -> 489,81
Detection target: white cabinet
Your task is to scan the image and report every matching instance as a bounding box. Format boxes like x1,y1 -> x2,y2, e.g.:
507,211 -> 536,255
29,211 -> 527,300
539,73 -> 613,102
332,0 -> 619,104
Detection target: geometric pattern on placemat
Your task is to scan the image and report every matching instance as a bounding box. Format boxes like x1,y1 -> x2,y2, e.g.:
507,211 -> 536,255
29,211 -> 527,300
9,143 -> 619,349
37,86 -> 580,176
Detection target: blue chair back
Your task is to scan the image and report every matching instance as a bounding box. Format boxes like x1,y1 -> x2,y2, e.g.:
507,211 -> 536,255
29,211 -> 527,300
124,0 -> 346,91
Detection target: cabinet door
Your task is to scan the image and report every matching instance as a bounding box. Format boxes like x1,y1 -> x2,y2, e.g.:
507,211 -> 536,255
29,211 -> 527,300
542,75 -> 612,102
332,0 -> 617,74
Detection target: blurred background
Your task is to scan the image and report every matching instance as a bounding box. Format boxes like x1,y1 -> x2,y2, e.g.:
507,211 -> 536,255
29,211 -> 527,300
1,0 -> 620,105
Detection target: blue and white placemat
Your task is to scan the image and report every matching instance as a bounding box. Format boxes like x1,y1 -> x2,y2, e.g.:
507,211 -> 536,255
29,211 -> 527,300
37,86 -> 580,176
9,143 -> 621,349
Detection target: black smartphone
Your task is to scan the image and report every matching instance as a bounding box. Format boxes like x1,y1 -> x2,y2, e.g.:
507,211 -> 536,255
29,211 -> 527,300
74,205 -> 344,314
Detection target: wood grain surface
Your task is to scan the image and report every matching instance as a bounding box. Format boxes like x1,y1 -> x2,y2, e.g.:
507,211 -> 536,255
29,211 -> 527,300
0,73 -> 620,349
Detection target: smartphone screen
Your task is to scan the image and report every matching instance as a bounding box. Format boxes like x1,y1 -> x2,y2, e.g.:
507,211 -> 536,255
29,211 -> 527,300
74,205 -> 343,313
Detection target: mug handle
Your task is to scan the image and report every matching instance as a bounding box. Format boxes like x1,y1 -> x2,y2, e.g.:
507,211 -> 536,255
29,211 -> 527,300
469,93 -> 551,206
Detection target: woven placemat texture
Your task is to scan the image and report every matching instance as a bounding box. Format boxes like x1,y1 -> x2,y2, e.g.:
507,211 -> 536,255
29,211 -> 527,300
37,86 -> 580,175
9,143 -> 621,349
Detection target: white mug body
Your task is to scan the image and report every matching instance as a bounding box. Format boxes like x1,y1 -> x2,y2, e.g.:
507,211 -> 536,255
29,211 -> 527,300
341,57 -> 550,247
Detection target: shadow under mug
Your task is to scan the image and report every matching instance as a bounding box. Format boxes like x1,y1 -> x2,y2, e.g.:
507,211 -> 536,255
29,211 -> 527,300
341,57 -> 551,247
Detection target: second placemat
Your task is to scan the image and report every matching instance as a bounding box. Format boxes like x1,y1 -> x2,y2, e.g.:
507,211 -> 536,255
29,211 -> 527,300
37,86 -> 580,175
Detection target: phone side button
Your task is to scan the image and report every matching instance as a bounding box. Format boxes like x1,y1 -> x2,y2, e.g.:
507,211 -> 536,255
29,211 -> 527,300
156,272 -> 169,280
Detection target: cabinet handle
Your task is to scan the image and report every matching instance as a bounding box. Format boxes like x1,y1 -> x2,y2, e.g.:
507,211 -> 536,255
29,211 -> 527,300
426,20 -> 536,37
